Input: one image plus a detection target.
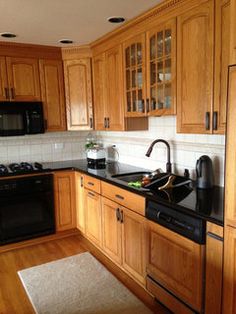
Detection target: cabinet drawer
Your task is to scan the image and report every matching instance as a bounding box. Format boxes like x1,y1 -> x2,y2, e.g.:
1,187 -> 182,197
101,181 -> 145,216
84,175 -> 101,193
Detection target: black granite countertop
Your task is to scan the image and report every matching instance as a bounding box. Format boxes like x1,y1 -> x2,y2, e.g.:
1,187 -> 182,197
42,159 -> 224,226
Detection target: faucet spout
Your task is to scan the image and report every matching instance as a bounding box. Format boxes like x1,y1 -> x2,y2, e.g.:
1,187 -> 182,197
145,139 -> 172,173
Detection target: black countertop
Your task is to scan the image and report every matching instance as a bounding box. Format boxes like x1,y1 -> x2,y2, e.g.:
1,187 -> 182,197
42,159 -> 224,226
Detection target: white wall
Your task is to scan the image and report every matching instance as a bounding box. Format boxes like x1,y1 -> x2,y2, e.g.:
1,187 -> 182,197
0,116 -> 225,186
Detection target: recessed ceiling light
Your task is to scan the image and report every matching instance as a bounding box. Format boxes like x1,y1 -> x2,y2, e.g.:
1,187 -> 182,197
107,16 -> 125,24
58,39 -> 74,44
0,32 -> 17,38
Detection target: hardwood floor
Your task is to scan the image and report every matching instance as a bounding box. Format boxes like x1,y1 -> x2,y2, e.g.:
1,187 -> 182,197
0,235 -> 169,314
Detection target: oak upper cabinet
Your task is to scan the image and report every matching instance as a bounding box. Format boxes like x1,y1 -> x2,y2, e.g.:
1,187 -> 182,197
146,18 -> 176,116
0,56 -> 41,101
105,45 -> 125,130
230,0 -> 236,64
54,171 -> 76,232
93,53 -> 107,130
75,172 -> 85,234
123,34 -> 147,117
0,56 -> 8,101
64,58 -> 93,130
213,0 -> 230,134
39,59 -> 66,132
177,1 -> 214,134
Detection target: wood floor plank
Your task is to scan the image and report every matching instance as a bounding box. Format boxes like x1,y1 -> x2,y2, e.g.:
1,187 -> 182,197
0,235 -> 169,314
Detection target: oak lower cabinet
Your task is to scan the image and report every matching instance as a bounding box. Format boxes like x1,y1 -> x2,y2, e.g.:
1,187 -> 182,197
146,220 -> 205,312
39,59 -> 66,132
205,222 -> 224,314
63,58 -> 93,130
54,171 -> 76,232
75,172 -> 85,234
0,56 -> 41,101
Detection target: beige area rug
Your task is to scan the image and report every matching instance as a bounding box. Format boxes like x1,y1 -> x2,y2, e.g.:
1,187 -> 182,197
18,252 -> 153,314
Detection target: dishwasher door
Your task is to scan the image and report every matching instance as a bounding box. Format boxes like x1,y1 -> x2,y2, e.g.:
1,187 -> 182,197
146,220 -> 205,313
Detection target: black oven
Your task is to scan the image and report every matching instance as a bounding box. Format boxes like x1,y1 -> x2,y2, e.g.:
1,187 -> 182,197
0,174 -> 55,245
0,101 -> 45,136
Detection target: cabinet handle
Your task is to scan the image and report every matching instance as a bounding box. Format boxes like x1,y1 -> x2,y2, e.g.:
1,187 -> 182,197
88,191 -> 95,197
104,117 -> 107,128
142,99 -> 145,113
205,112 -> 210,130
4,88 -> 9,100
107,117 -> 110,128
80,176 -> 84,187
120,210 -> 124,223
146,98 -> 150,113
88,182 -> 94,186
116,208 -> 120,221
44,119 -> 48,130
10,87 -> 15,100
213,111 -> 218,131
89,117 -> 93,129
115,194 -> 124,200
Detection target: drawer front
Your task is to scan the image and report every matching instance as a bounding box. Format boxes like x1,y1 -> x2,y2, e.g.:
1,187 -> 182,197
84,175 -> 101,193
101,181 -> 145,216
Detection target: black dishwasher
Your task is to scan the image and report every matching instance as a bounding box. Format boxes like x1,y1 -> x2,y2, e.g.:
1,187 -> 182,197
0,174 -> 55,245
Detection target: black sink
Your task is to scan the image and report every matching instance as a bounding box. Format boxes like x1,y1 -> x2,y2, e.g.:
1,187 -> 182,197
111,171 -> 152,183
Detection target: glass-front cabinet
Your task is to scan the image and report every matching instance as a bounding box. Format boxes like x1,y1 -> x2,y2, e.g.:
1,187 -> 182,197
146,18 -> 176,115
123,34 -> 146,117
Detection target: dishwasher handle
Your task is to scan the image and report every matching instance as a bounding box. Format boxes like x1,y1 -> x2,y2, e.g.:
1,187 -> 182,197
156,210 -> 172,223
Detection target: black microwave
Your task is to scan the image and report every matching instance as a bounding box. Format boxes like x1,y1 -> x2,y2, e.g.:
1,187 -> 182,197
0,102 -> 45,136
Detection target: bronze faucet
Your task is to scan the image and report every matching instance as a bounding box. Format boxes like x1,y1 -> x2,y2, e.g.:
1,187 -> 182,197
145,139 -> 172,173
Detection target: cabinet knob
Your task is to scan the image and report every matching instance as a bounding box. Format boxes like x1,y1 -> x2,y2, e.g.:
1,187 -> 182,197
107,117 -> 110,128
146,98 -> 150,113
10,87 -> 15,100
4,88 -> 9,100
213,111 -> 218,131
120,210 -> 124,223
89,117 -> 93,129
104,117 -> 107,128
116,208 -> 120,221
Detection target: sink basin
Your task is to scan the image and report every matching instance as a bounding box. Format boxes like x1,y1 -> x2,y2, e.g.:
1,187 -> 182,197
112,171 -> 152,183
146,174 -> 192,191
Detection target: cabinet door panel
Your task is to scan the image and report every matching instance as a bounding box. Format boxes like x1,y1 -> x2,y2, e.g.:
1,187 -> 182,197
6,57 -> 41,101
85,189 -> 102,247
39,59 -> 66,132
64,59 -> 93,130
54,171 -> 76,231
0,57 -> 8,101
177,1 -> 213,133
105,45 -> 125,130
230,0 -> 236,65
121,207 -> 146,285
102,197 -> 122,265
147,221 -> 204,311
93,53 -> 106,130
214,0 -> 230,134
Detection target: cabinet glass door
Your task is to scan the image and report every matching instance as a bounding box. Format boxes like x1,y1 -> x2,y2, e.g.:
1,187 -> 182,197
124,34 -> 146,117
147,19 -> 176,116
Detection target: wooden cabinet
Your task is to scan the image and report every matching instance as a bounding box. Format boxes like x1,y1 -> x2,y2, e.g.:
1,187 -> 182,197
123,34 -> 147,117
223,226 -> 236,314
63,58 -> 93,130
205,222 -> 223,314
93,46 -> 148,131
54,171 -> 76,232
102,197 -> 122,265
230,0 -> 236,65
39,59 -> 66,132
0,56 -> 41,101
177,0 -> 214,134
146,220 -> 204,312
75,172 -> 85,233
146,18 -> 176,116
84,188 -> 102,247
213,0 -> 230,134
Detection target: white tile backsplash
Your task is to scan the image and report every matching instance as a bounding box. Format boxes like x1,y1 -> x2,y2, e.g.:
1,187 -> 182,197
0,116 -> 226,186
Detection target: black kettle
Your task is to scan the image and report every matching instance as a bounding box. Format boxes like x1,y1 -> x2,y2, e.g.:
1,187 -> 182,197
196,155 -> 214,189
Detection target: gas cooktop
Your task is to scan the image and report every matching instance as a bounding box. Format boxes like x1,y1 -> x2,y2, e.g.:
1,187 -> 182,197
0,162 -> 46,176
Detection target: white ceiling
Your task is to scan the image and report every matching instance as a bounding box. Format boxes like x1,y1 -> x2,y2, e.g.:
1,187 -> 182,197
0,0 -> 163,47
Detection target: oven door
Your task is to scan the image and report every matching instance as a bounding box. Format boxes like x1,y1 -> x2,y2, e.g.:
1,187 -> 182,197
0,103 -> 26,136
0,190 -> 55,245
